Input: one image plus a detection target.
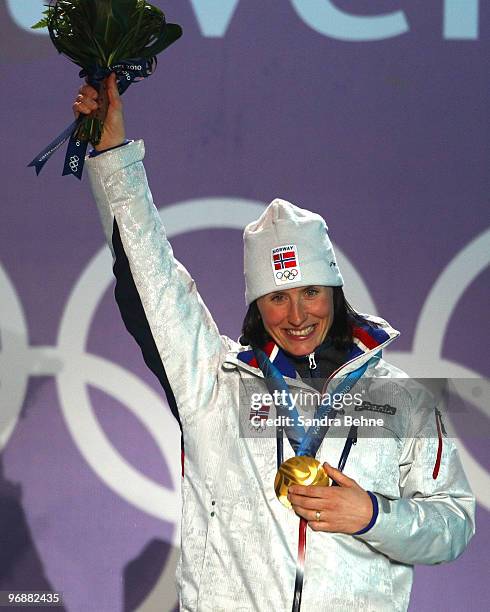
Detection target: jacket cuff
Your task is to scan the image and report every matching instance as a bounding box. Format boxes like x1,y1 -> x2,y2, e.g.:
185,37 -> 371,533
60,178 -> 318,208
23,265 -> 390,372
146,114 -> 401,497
355,492 -> 392,547
89,140 -> 132,157
353,491 -> 379,536
85,139 -> 145,182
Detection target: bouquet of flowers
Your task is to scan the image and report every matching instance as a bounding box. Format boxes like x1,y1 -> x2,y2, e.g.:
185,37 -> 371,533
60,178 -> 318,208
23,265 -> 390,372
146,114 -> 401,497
29,0 -> 182,178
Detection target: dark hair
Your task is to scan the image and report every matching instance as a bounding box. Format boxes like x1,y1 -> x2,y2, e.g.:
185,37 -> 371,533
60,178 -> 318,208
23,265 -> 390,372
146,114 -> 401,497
240,286 -> 367,350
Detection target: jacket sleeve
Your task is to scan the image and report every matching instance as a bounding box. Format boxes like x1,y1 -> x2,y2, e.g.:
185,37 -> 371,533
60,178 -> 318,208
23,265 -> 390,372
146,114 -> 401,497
85,140 -> 227,425
111,218 -> 182,429
356,394 -> 475,565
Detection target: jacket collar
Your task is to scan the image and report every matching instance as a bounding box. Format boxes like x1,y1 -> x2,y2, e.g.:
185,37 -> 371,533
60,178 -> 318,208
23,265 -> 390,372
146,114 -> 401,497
235,315 -> 399,379
237,341 -> 297,379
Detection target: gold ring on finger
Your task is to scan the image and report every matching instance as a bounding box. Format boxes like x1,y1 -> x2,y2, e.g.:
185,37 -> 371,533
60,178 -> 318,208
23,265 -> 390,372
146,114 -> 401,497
315,510 -> 321,522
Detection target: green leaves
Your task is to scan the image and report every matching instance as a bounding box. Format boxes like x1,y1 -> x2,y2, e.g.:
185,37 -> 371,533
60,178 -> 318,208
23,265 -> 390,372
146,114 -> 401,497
92,0 -> 117,52
32,0 -> 182,145
32,0 -> 182,69
112,0 -> 138,33
139,22 -> 183,59
31,12 -> 50,30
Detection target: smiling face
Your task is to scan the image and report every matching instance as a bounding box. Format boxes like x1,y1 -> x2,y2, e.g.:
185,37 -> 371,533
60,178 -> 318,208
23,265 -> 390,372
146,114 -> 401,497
256,286 -> 334,356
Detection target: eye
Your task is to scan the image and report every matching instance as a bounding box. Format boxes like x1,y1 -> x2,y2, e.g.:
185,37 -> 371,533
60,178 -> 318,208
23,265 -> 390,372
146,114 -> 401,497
271,293 -> 286,303
304,287 -> 320,297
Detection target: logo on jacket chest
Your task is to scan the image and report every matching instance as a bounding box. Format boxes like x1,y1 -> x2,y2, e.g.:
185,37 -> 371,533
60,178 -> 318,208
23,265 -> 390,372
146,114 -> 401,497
355,401 -> 397,415
249,404 -> 271,431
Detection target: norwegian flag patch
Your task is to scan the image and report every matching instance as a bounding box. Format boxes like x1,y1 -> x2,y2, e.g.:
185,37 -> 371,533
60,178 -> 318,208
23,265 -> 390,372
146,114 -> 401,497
249,404 -> 271,431
271,244 -> 302,286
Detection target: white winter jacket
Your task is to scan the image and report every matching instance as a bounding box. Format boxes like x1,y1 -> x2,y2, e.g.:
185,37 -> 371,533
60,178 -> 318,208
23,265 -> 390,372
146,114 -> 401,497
86,140 -> 475,612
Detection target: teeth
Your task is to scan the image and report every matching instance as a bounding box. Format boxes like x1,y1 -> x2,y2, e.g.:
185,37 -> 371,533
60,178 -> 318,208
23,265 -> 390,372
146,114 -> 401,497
287,325 -> 315,336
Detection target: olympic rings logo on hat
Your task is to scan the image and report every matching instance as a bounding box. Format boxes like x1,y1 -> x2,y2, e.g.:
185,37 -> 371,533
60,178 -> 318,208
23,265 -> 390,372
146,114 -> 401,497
275,269 -> 299,280
271,244 -> 302,286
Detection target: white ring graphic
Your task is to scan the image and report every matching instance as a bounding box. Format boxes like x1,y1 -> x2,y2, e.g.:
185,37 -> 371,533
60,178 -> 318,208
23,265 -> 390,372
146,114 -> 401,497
0,265 -> 30,449
1,201 -> 488,612
55,197 -> 375,529
387,228 -> 490,508
68,155 -> 80,172
0,202 -> 488,522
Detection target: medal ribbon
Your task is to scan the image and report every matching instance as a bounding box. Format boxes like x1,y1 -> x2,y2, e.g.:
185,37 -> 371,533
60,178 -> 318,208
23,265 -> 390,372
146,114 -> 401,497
253,347 -> 371,459
28,58 -> 156,180
253,346 -> 375,612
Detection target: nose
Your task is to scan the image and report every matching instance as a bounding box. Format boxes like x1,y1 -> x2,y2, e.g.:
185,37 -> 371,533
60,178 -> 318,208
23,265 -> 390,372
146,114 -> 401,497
287,297 -> 307,327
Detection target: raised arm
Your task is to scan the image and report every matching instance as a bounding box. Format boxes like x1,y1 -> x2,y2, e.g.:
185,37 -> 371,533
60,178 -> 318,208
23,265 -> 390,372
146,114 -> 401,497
76,75 -> 228,425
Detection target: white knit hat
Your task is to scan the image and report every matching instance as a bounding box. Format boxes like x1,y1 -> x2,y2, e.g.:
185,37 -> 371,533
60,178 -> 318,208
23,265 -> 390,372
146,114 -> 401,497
243,198 -> 343,305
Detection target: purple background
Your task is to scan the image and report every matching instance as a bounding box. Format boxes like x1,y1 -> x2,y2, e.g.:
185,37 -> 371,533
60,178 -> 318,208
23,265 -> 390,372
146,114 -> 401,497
1,1 -> 489,610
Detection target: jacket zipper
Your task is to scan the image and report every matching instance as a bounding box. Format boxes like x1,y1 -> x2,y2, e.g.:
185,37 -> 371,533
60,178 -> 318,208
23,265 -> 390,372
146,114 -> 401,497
231,335 -> 392,392
308,352 -> 317,370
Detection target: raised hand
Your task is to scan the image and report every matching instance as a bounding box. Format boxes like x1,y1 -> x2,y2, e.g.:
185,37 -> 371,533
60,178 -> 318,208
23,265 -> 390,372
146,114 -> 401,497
73,73 -> 125,151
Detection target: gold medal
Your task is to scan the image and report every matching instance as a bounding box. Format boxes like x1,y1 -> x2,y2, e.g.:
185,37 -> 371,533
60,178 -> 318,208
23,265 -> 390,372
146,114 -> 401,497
274,456 -> 330,509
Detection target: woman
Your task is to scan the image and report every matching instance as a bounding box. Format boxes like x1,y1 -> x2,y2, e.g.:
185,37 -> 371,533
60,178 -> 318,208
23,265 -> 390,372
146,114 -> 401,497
75,75 -> 475,612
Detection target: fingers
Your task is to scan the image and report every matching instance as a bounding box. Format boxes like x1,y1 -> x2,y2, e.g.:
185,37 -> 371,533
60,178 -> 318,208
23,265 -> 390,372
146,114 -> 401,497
288,487 -> 332,525
73,82 -> 99,118
72,72 -> 123,120
289,504 -> 331,531
288,490 -> 330,509
290,499 -> 361,534
288,490 -> 334,527
79,83 -> 98,100
293,504 -> 328,524
323,462 -> 355,487
288,484 -> 330,498
72,93 -> 98,117
308,520 -> 330,532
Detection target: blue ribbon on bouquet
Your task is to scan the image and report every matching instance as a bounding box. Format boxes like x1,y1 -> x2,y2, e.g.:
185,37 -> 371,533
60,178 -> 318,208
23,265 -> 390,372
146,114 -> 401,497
28,58 -> 156,180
